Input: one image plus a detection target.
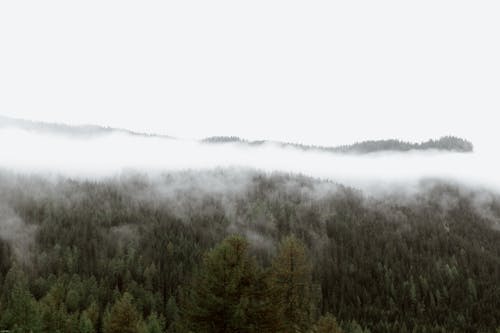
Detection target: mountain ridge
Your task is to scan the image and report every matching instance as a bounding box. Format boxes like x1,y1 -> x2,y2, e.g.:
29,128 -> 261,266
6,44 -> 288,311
202,135 -> 474,153
0,115 -> 473,153
0,115 -> 173,139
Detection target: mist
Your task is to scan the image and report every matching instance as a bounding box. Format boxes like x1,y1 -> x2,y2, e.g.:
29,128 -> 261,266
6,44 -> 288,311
0,126 -> 498,193
0,203 -> 36,263
1,126 -> 500,332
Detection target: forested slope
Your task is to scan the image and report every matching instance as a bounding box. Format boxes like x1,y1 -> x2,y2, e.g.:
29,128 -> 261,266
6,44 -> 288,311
0,170 -> 498,332
203,136 -> 474,153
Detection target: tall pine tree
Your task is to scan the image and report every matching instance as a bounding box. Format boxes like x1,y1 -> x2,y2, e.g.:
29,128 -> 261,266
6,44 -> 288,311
270,235 -> 314,333
181,235 -> 278,333
103,292 -> 143,333
0,266 -> 42,333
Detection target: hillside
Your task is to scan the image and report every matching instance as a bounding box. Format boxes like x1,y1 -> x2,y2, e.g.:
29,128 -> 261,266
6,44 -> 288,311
0,115 -> 172,139
203,136 -> 474,153
0,170 -> 498,332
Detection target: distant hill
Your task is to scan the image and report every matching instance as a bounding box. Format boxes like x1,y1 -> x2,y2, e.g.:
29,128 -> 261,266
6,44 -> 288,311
0,115 -> 172,139
0,115 -> 473,153
202,136 -> 474,153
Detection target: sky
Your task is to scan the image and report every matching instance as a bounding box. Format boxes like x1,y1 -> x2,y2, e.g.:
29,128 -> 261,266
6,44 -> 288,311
0,1 -> 499,147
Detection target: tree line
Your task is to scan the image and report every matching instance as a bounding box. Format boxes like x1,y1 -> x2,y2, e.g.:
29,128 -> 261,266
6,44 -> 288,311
203,136 -> 474,153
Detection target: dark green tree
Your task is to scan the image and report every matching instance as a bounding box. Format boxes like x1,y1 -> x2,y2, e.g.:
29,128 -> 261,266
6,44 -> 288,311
79,312 -> 95,333
313,313 -> 343,333
0,266 -> 42,333
270,235 -> 314,333
103,292 -> 143,333
39,281 -> 70,333
182,235 -> 277,333
143,312 -> 165,333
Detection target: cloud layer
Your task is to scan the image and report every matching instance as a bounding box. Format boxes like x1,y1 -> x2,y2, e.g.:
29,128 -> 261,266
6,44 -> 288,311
0,128 -> 498,193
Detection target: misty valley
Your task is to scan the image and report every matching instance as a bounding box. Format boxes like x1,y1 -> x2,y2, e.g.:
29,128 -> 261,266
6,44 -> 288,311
0,169 -> 499,333
0,117 -> 499,333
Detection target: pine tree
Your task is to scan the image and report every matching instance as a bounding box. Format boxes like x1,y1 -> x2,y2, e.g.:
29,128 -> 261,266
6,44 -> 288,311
79,312 -> 95,333
103,292 -> 143,333
313,313 -> 343,333
270,235 -> 314,332
182,235 -> 277,333
344,320 -> 367,333
0,266 -> 42,333
165,296 -> 179,327
39,281 -> 70,333
143,312 -> 165,333
82,300 -> 99,330
66,288 -> 81,313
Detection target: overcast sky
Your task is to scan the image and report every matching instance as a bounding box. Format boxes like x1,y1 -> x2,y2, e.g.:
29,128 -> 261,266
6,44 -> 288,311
1,1 -> 499,146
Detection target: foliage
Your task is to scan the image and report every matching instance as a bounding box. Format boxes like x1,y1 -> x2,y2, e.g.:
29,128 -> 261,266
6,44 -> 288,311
0,170 -> 499,332
203,136 -> 474,153
103,292 -> 143,333
313,313 -> 343,333
270,235 -> 314,332
181,235 -> 277,333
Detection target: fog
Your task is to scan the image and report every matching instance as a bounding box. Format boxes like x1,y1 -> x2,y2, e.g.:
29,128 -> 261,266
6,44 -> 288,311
0,126 -> 498,194
0,203 -> 36,263
2,124 -> 500,264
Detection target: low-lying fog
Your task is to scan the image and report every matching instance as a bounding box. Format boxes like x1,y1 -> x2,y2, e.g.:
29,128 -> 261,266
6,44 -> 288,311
0,127 -> 497,193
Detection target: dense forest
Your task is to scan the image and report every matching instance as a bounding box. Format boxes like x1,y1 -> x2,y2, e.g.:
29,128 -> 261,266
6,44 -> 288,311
0,169 -> 498,332
203,136 -> 474,154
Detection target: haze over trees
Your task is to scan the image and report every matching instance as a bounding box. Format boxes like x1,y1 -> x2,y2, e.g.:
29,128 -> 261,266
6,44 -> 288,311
0,170 -> 499,332
0,115 -> 473,154
203,136 -> 474,154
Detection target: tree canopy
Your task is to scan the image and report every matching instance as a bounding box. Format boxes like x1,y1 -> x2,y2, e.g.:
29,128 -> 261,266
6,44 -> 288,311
0,170 -> 498,332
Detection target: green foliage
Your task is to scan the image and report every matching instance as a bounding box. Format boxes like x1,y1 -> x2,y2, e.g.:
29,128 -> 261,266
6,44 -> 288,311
204,136 -> 474,153
343,320 -> 369,333
313,313 -> 343,333
79,312 -> 95,333
143,312 -> 165,333
271,235 -> 314,332
82,300 -> 99,330
0,266 -> 42,333
165,296 -> 179,329
181,235 -> 277,333
0,171 -> 499,332
103,292 -> 143,333
39,281 -> 71,333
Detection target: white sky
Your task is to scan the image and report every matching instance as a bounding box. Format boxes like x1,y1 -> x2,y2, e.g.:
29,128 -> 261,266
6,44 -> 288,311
1,1 -> 499,146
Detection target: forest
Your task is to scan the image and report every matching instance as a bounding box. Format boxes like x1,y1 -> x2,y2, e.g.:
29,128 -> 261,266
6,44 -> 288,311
0,169 -> 499,332
203,136 -> 474,154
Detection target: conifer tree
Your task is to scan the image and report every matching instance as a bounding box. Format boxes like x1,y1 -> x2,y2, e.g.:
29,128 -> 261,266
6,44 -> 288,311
313,313 -> 343,333
103,292 -> 143,333
0,266 -> 42,333
82,300 -> 99,331
182,235 -> 277,333
39,281 -> 70,333
165,296 -> 179,328
143,312 -> 165,333
79,312 -> 95,333
270,235 -> 314,333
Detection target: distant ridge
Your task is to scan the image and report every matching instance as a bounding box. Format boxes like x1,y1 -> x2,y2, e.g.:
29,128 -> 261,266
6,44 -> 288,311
0,115 -> 473,153
0,115 -> 173,139
202,136 -> 474,154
